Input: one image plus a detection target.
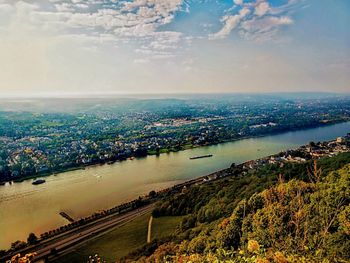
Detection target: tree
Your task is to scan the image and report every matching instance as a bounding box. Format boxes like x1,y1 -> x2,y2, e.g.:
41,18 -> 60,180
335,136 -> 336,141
309,141 -> 316,147
11,240 -> 26,250
149,190 -> 157,198
27,233 -> 38,245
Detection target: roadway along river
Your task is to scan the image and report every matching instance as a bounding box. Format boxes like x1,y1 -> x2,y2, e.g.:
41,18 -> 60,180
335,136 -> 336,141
0,121 -> 349,249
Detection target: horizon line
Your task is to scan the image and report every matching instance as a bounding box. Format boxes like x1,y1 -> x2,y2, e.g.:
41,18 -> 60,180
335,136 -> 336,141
0,91 -> 349,99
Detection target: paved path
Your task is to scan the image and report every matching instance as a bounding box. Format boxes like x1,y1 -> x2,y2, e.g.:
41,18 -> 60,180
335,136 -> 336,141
147,216 -> 153,243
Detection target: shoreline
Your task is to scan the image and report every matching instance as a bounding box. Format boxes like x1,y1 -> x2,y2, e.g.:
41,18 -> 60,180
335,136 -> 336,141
0,119 -> 348,185
1,135 -> 349,255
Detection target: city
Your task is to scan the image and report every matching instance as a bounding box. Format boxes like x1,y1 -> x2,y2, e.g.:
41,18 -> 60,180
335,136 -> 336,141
1,95 -> 349,183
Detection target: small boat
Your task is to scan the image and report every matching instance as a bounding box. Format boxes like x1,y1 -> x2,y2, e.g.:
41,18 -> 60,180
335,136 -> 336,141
32,179 -> 46,185
189,154 -> 213,160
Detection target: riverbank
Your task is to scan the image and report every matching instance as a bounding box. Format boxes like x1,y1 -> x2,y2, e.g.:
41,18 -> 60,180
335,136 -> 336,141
1,118 -> 348,185
2,137 -> 349,260
1,121 -> 349,250
9,166 -> 84,184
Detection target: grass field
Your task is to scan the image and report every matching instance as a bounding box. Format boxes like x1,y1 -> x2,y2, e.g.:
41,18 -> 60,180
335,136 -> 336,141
54,213 -> 184,263
151,216 -> 184,241
54,212 -> 151,263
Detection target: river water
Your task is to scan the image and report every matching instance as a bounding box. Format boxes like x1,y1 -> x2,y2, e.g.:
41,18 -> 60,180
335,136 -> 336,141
0,122 -> 349,249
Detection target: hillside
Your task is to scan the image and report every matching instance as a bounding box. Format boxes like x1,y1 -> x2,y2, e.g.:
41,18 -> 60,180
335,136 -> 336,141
121,154 -> 350,263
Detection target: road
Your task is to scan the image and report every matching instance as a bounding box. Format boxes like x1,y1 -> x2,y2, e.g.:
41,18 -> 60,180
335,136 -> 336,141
2,169 -> 212,263
0,173 -> 216,263
0,204 -> 154,263
147,216 -> 153,243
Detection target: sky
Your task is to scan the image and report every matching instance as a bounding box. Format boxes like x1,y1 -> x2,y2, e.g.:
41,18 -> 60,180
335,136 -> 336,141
0,0 -> 349,97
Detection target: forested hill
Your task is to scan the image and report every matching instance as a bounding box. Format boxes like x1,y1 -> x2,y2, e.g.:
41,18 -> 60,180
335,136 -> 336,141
123,153 -> 350,263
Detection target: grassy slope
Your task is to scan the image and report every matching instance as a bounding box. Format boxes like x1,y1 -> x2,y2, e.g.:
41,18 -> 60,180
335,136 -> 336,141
121,153 -> 350,262
126,163 -> 350,262
55,213 -> 150,262
55,214 -> 183,262
151,216 -> 184,241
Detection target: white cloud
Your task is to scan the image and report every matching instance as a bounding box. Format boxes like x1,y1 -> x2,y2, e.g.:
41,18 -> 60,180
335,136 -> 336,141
75,4 -> 89,9
210,0 -> 299,42
9,1 -> 190,67
131,30 -> 182,62
209,7 -> 250,40
1,0 -> 185,57
0,3 -> 13,12
254,2 -> 270,17
0,0 -> 304,73
133,58 -> 149,64
240,16 -> 293,41
55,3 -> 74,12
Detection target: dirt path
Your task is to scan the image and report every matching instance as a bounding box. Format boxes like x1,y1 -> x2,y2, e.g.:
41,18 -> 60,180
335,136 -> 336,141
147,216 -> 153,243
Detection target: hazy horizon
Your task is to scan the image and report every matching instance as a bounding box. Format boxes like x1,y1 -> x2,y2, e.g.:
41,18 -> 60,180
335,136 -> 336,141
0,91 -> 349,99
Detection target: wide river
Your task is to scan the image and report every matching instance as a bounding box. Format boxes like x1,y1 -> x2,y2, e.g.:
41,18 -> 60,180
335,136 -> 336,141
0,122 -> 349,249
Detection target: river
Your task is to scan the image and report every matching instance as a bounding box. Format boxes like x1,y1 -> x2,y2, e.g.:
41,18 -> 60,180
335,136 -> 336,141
0,122 -> 349,249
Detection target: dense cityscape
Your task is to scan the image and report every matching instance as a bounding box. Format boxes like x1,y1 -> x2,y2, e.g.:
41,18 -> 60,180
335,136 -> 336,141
0,94 -> 349,183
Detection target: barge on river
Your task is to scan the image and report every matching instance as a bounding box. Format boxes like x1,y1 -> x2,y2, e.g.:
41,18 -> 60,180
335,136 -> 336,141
32,179 -> 46,185
189,154 -> 213,160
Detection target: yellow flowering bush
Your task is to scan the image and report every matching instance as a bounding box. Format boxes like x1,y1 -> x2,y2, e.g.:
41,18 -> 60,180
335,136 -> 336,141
247,240 -> 260,253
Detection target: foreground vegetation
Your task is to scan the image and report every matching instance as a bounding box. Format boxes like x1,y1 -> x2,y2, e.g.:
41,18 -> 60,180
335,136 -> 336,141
122,153 -> 350,262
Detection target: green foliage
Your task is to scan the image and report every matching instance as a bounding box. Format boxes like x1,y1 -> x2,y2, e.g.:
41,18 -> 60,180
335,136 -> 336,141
151,216 -> 185,241
216,164 -> 349,261
132,155 -> 350,262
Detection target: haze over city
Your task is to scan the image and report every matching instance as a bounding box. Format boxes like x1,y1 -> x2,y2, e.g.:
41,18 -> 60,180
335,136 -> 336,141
0,0 -> 349,97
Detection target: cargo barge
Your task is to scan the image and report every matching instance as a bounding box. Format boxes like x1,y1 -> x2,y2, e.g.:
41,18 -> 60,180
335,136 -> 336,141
189,154 -> 213,160
32,179 -> 46,185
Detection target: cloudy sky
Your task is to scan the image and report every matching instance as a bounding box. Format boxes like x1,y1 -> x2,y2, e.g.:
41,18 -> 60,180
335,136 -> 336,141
0,0 -> 349,96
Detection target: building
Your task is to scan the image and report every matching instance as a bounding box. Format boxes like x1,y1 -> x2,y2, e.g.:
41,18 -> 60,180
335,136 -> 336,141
336,137 -> 346,144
